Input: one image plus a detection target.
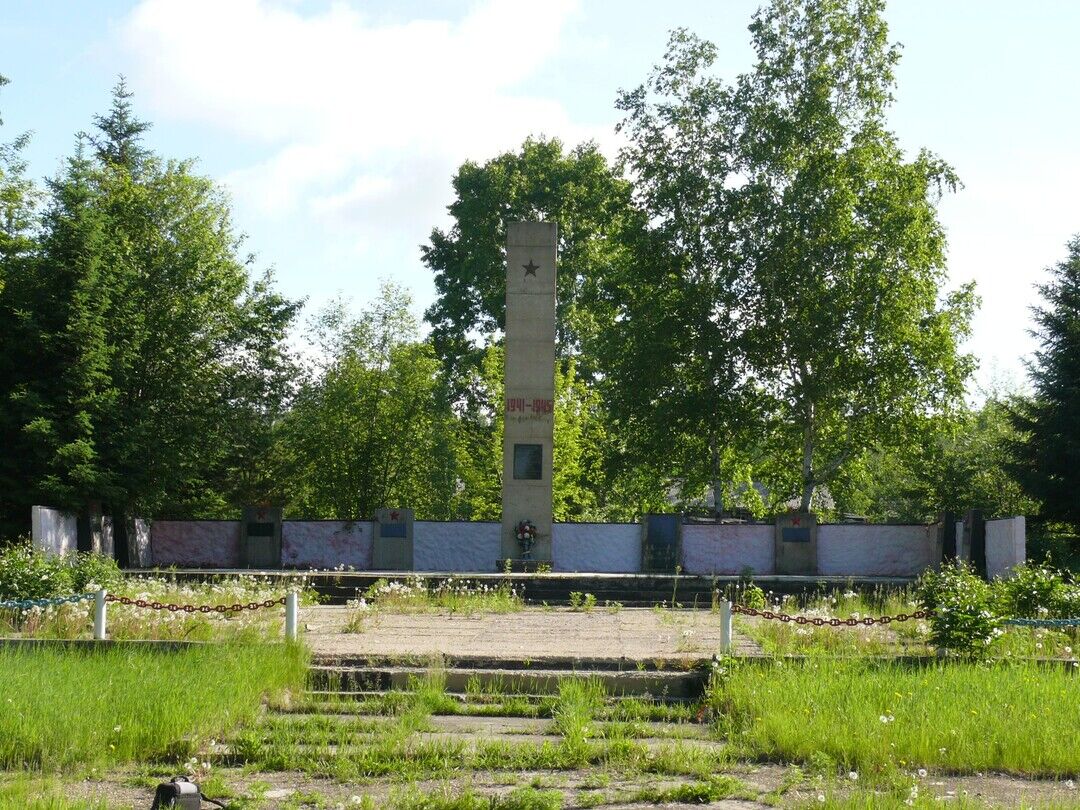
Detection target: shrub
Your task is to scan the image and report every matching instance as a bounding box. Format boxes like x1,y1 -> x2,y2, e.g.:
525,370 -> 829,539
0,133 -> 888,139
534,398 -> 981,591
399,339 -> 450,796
915,562 -> 1003,656
995,562 -> 1080,619
739,582 -> 767,610
0,543 -> 123,602
0,543 -> 74,601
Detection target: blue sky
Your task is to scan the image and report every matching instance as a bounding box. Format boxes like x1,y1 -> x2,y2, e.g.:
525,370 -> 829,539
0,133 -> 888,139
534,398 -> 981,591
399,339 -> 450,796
3,0 -> 1079,395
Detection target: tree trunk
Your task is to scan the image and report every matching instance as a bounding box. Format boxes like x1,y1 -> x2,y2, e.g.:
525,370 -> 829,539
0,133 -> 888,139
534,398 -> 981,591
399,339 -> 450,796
709,433 -> 723,518
800,405 -> 814,512
112,506 -> 131,568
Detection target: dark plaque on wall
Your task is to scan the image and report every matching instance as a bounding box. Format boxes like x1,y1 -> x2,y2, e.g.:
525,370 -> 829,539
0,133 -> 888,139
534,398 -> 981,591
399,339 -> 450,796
642,513 -> 682,573
513,443 -> 543,480
781,527 -> 811,543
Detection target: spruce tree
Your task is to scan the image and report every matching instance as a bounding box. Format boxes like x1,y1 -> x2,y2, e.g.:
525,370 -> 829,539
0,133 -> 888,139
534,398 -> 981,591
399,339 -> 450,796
89,76 -> 150,172
1011,236 -> 1080,528
1,80 -> 300,534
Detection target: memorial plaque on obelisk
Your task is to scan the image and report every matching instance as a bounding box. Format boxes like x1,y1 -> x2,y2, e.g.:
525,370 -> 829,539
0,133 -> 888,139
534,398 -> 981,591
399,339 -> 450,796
501,222 -> 557,563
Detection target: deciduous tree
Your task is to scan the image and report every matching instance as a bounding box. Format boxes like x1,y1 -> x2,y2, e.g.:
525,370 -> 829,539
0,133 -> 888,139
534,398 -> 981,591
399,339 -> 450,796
422,137 -> 642,388
276,284 -> 458,520
613,2 -> 977,512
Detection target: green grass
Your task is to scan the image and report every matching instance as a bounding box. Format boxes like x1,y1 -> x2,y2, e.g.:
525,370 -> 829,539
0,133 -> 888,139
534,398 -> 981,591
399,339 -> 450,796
0,776 -> 107,810
347,576 -> 523,623
733,585 -> 1080,661
551,678 -> 604,757
0,643 -> 306,772
629,775 -> 745,804
710,658 -> 1080,776
734,587 -> 931,656
234,672 -> 727,781
2,573 -> 316,642
391,784 -> 563,810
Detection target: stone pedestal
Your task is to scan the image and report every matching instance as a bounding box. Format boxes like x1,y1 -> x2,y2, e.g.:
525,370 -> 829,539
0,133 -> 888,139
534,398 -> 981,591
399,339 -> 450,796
373,507 -> 414,570
241,506 -> 282,568
501,222 -> 557,563
774,511 -> 817,575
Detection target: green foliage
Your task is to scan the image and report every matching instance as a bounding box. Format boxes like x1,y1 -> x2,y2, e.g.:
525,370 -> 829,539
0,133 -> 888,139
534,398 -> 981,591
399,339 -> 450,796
422,137 -> 641,385
1010,236 -> 1080,533
5,573 -> 310,641
276,284 -> 458,520
1026,524 -> 1080,574
993,561 -> 1080,619
0,776 -> 109,810
0,543 -> 121,601
0,544 -> 73,602
739,582 -> 767,611
567,592 -> 597,612
0,74 -> 37,300
0,80 -> 300,528
551,677 -> 604,764
612,3 -> 976,512
837,395 -> 1040,522
632,776 -> 742,804
353,576 -> 523,616
394,785 -> 563,810
915,562 -> 1002,656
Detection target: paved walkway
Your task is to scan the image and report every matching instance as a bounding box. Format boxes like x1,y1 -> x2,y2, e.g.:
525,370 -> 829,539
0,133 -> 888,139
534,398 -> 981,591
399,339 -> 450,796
303,606 -> 759,661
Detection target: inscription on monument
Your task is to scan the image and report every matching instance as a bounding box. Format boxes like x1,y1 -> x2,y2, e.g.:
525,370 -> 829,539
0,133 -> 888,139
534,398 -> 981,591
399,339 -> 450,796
506,397 -> 554,415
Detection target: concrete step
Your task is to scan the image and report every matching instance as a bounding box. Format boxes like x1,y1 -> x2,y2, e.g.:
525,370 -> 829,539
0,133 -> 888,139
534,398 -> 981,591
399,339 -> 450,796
311,653 -> 713,673
309,665 -> 708,700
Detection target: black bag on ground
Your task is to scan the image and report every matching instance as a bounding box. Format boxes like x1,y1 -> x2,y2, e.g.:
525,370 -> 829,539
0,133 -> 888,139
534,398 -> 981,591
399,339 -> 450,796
150,777 -> 202,809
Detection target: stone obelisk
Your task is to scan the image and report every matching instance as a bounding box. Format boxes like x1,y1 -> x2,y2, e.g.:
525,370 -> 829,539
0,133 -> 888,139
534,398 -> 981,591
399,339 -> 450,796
501,221 -> 557,563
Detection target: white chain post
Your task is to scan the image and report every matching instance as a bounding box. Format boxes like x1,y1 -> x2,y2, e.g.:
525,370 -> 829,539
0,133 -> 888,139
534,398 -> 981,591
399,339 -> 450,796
285,590 -> 298,642
93,589 -> 107,640
719,600 -> 732,653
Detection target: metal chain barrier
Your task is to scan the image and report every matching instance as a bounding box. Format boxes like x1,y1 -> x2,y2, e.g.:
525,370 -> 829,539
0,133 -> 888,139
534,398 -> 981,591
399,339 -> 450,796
1003,617 -> 1080,628
2,590 -> 299,642
104,594 -> 286,614
0,592 -> 97,611
731,603 -> 932,626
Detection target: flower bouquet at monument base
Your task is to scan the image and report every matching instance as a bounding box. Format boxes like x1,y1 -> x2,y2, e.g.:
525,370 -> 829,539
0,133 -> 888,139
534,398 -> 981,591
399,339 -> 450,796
515,519 -> 537,559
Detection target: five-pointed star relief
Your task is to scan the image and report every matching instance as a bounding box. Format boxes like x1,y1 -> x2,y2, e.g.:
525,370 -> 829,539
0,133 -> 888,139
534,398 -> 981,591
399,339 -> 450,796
522,259 -> 539,278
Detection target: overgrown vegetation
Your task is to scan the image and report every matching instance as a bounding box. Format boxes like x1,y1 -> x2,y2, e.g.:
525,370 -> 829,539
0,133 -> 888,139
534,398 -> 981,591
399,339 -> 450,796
914,563 -> 1004,656
0,543 -> 122,602
915,561 -> 1080,657
0,547 -> 314,640
344,577 -> 523,629
708,658 -> 1080,776
0,643 -> 306,771
730,569 -> 1080,660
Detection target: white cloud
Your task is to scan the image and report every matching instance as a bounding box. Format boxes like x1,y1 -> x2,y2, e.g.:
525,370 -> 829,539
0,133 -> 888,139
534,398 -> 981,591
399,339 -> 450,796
120,0 -> 599,231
